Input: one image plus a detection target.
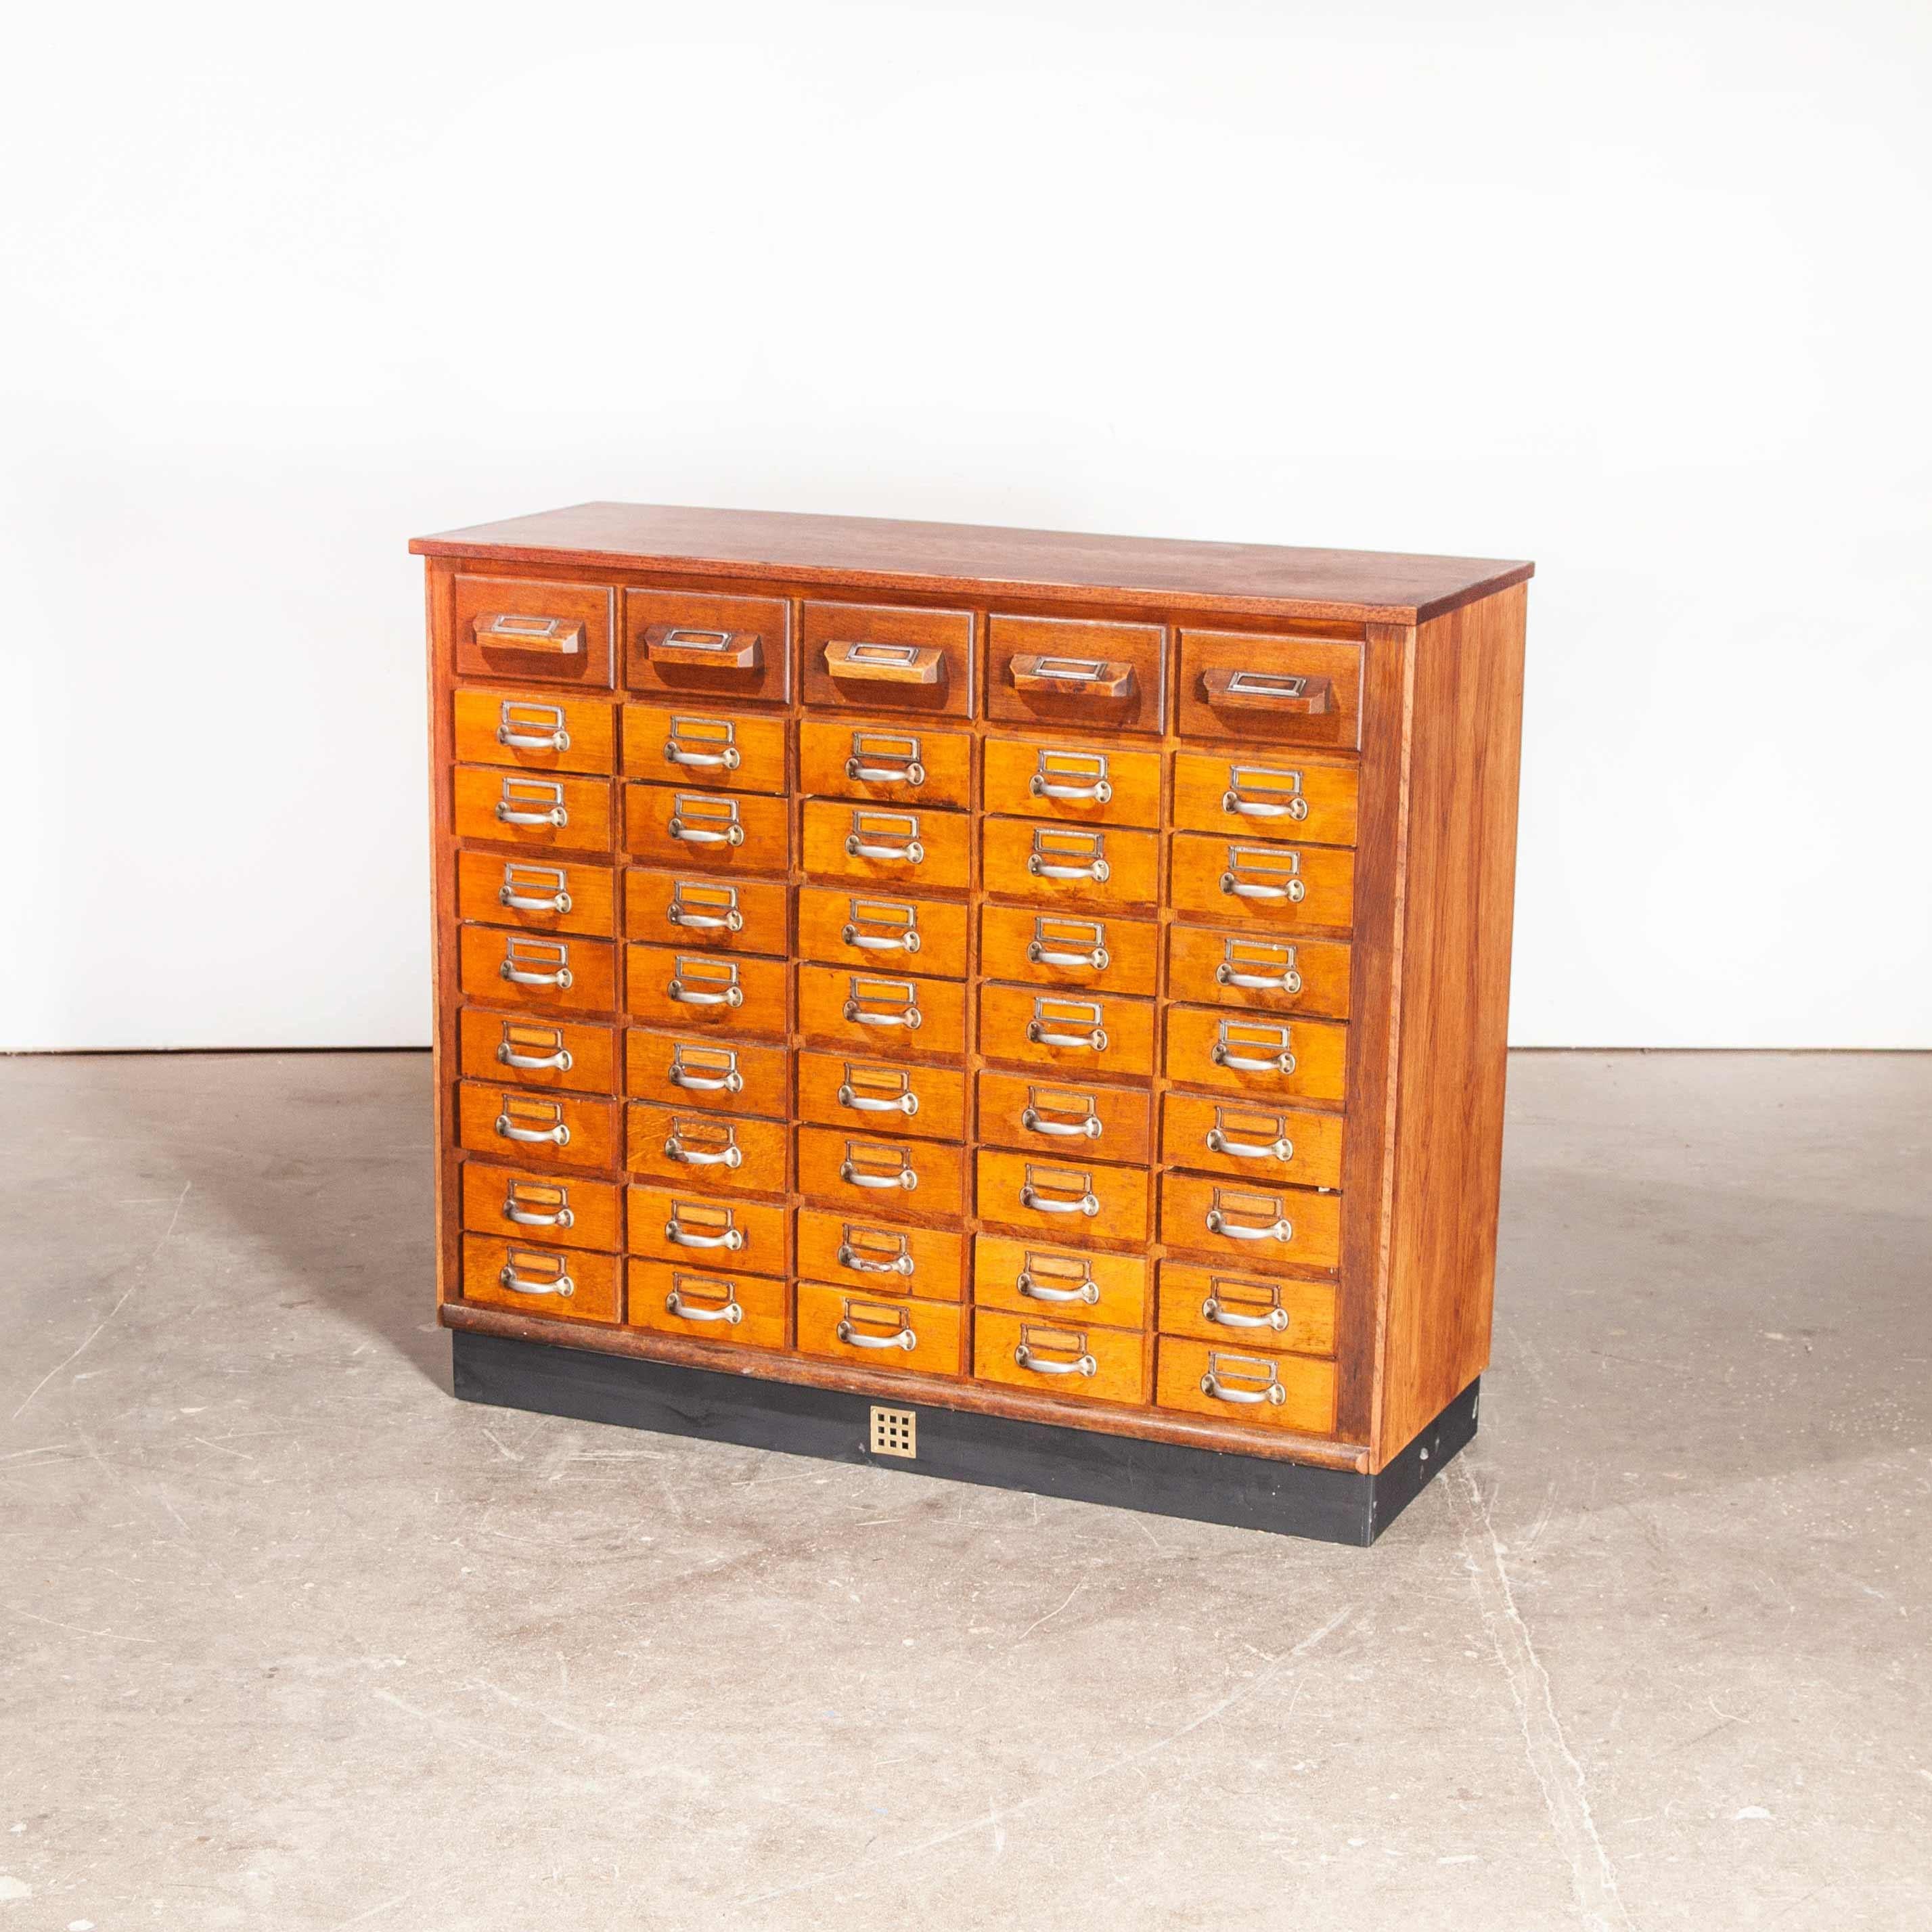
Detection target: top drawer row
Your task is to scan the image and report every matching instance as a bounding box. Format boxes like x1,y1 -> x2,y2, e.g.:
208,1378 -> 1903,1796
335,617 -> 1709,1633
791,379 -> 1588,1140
451,575 -> 1361,747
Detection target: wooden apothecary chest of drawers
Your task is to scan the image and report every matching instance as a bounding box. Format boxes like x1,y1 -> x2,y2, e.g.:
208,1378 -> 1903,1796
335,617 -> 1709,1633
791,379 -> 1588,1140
413,503 -> 1531,1544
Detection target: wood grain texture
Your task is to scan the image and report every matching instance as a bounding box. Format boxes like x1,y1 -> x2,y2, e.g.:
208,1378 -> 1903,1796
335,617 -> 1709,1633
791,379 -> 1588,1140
796,963 -> 968,1063
625,782 -> 791,876
457,926 -> 619,1019
451,765 -> 614,855
801,600 -> 975,719
1167,832 -> 1355,930
627,943 -> 790,1039
626,1103 -> 790,1195
623,869 -> 790,955
800,797 -> 972,895
1175,631 -> 1364,749
624,588 -> 791,704
1161,1005 -> 1349,1104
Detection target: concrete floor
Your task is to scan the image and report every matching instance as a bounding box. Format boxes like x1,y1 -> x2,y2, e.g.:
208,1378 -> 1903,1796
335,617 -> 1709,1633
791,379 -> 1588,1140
0,1054 -> 1926,1931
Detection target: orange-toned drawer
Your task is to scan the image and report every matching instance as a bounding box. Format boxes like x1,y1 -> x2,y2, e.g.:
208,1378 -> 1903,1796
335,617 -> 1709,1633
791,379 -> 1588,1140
620,704 -> 787,794
453,688 -> 616,776
1175,630 -> 1362,751
984,616 -> 1165,736
1158,1172 -> 1342,1273
457,1083 -> 619,1173
625,784 -> 790,876
627,1260 -> 789,1353
981,736 -> 1161,828
801,601 -> 974,720
972,1310 -> 1146,1406
627,1185 -> 792,1275
1168,834 -> 1355,930
1155,1336 -> 1337,1435
796,966 -> 967,1063
627,1104 -> 789,1195
459,1008 -> 617,1095
1163,1007 -> 1348,1105
1165,926 -> 1352,1020
796,887 -> 969,981
796,1282 -> 965,1377
1159,1092 -> 1344,1190
979,817 -> 1160,914
625,589 -> 791,705
459,1163 -> 623,1255
452,765 -> 614,855
796,1052 -> 967,1144
457,851 -> 616,941
974,1070 -> 1152,1166
796,1126 -> 967,1223
974,1149 -> 1150,1248
1156,1262 -> 1337,1357
800,800 -> 972,895
453,575 -> 614,689
624,869 -> 789,957
799,719 -> 972,811
796,1210 -> 968,1301
625,1029 -> 790,1120
627,944 -> 789,1040
972,1236 -> 1150,1332
1171,749 -> 1357,849
458,926 -> 618,1017
976,904 -> 1157,999
978,983 -> 1155,1081
462,1234 -> 621,1324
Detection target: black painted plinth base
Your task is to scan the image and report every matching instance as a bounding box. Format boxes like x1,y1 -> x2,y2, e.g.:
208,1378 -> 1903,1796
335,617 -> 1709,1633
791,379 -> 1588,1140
451,1332 -> 1479,1546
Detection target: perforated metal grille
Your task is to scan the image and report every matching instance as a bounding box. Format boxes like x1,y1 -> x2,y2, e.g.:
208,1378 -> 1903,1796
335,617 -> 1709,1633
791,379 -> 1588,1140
869,1406 -> 917,1459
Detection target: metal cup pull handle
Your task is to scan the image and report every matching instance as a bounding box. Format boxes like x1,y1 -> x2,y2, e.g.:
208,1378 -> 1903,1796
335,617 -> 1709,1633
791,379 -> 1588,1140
1206,1208 -> 1293,1243
1016,1269 -> 1100,1306
496,797 -> 568,828
1206,1127 -> 1294,1163
669,976 -> 743,1008
843,999 -> 919,1029
1028,939 -> 1109,971
665,1133 -> 742,1169
500,883 -> 572,915
1020,1106 -> 1102,1140
503,1189 -> 572,1230
1217,961 -> 1303,993
669,1050 -> 742,1094
846,834 -> 925,864
836,1318 -> 918,1351
845,757 -> 928,786
836,1242 -> 916,1277
1020,1183 -> 1101,1217
843,924 -> 919,953
665,1211 -> 744,1252
498,717 -> 570,753
840,1159 -> 917,1191
1013,1343 -> 1097,1377
497,1039 -> 572,1072
501,960 -> 572,989
665,1288 -> 742,1324
495,1113 -> 569,1146
669,815 -> 744,847
1213,1042 -> 1297,1075
664,744 -> 740,770
1027,1018 -> 1108,1052
498,1261 -> 574,1299
1201,1296 -> 1293,1332
837,1082 -> 919,1117
1221,873 -> 1303,902
1030,850 -> 1109,882
1200,1370 -> 1287,1405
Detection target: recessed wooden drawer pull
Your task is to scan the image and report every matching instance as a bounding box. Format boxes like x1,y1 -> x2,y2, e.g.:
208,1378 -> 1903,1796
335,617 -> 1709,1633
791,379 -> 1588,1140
501,1178 -> 573,1230
1205,1187 -> 1293,1244
495,1021 -> 572,1073
1221,845 -> 1303,903
494,1094 -> 570,1147
1009,655 -> 1136,700
845,811 -> 924,865
497,1248 -> 575,1298
1027,916 -> 1110,972
1221,765 -> 1308,822
1201,667 -> 1332,716
1027,997 -> 1107,1052
843,976 -> 921,1030
839,1140 -> 918,1192
667,793 -> 744,847
498,863 -> 572,916
499,937 -> 573,990
837,1064 -> 919,1117
1213,1019 -> 1296,1075
1012,1324 -> 1097,1378
1016,1252 -> 1100,1306
842,899 -> 920,954
667,956 -> 743,1009
497,700 -> 570,752
1206,1106 -> 1295,1164
663,1271 -> 743,1324
1020,1163 -> 1100,1217
665,880 -> 742,934
836,1226 -> 916,1278
1198,1350 -> 1290,1406
1217,938 -> 1301,994
845,732 -> 926,787
668,1042 -> 742,1094
496,776 -> 569,828
662,715 -> 741,771
1200,1278 -> 1295,1333
644,623 -> 763,671
664,1200 -> 745,1252
1030,828 -> 1108,883
1020,1085 -> 1103,1141
826,639 -> 945,687
835,1298 -> 919,1351
663,1117 -> 742,1169
475,612 -> 585,656
1029,749 -> 1114,806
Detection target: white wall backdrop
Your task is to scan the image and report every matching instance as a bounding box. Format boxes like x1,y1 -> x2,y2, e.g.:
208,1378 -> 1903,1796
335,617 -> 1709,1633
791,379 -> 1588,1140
3,0 -> 1928,1050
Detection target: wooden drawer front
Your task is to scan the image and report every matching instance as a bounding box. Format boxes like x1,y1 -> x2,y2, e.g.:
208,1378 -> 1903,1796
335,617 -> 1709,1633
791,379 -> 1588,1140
627,945 -> 789,1040
800,800 -> 972,895
972,1235 -> 1149,1332
796,1211 -> 968,1301
621,704 -> 787,794
625,784 -> 790,876
972,1310 -> 1146,1406
453,765 -> 613,855
1163,1007 -> 1348,1104
796,966 -> 968,1064
624,870 -> 790,957
985,615 -> 1165,735
627,1104 -> 789,1195
796,1052 -> 968,1144
974,1150 -> 1150,1248
799,719 -> 972,811
625,589 -> 791,704
981,736 -> 1161,828
628,1186 -> 792,1276
459,1008 -> 617,1096
460,1163 -> 623,1256
801,600 -> 974,719
458,926 -> 618,1018
462,1234 -> 621,1324
796,1282 -> 965,1378
797,1126 -> 967,1223
796,888 -> 969,981
628,1261 -> 789,1353
1155,1337 -> 1336,1435
1159,1093 -> 1345,1190
1171,750 -> 1357,849
453,575 -> 614,688
976,904 -> 1156,998
1156,1262 -> 1336,1358
981,817 -> 1160,914
625,1029 -> 790,1120
457,851 -> 616,940
974,1071 -> 1152,1166
1175,630 -> 1362,750
457,1083 -> 619,1173
1168,835 -> 1354,931
1165,926 -> 1351,1020
453,688 -> 616,776
1158,1173 -> 1342,1274
979,983 -> 1155,1081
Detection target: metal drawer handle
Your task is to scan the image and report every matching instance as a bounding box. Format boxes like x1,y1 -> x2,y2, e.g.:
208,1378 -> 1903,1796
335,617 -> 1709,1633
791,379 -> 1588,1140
846,757 -> 928,786
1016,1269 -> 1100,1306
1221,873 -> 1303,902
1032,774 -> 1112,803
1213,1042 -> 1296,1075
1027,1020 -> 1107,1052
663,717 -> 742,770
1030,853 -> 1109,882
838,1083 -> 919,1117
1200,1370 -> 1286,1406
1020,1106 -> 1102,1140
665,1210 -> 744,1252
843,999 -> 920,1029
1217,961 -> 1303,993
497,713 -> 570,754
668,976 -> 742,1008
669,815 -> 744,847
665,744 -> 740,770
495,1113 -> 570,1146
496,797 -> 568,828
1220,848 -> 1306,903
500,960 -> 572,989
1206,1208 -> 1293,1242
1013,1343 -> 1096,1377
840,1159 -> 917,1190
497,1040 -> 572,1072
666,1288 -> 741,1324
1221,766 -> 1309,821
836,1319 -> 917,1351
1029,748 -> 1113,805
1223,794 -> 1307,819
837,1242 -> 916,1277
500,883 -> 572,914
666,882 -> 742,933
503,1190 -> 572,1230
665,1133 -> 741,1169
1207,1127 -> 1294,1163
1028,940 -> 1109,970
499,1261 -> 574,1299
669,1046 -> 742,1094
843,924 -> 919,953
1020,1184 -> 1100,1217
1202,1297 -> 1292,1332
846,834 -> 925,864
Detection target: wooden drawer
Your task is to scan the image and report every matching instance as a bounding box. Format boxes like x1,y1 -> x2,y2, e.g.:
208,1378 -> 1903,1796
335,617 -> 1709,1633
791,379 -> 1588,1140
628,1260 -> 789,1353
627,944 -> 789,1040
1155,1337 -> 1336,1435
1159,1092 -> 1345,1190
1163,1007 -> 1348,1104
624,870 -> 790,957
1175,629 -> 1362,751
985,614 -> 1165,735
625,1029 -> 790,1120
453,575 -> 613,688
452,765 -> 613,855
628,1185 -> 792,1275
1158,1172 -> 1342,1274
625,784 -> 790,876
796,966 -> 967,1063
978,983 -> 1155,1081
796,1211 -> 968,1301
796,1052 -> 968,1144
974,1149 -> 1150,1247
1169,834 -> 1355,931
796,1282 -> 964,1378
462,1234 -> 621,1324
796,1126 -> 967,1223
460,1163 -> 623,1255
799,719 -> 972,811
796,888 -> 969,981
976,904 -> 1156,999
453,688 -> 616,776
625,589 -> 791,704
981,736 -> 1161,828
1171,749 -> 1357,849
458,1008 -> 617,1096
627,1104 -> 789,1194
974,1071 -> 1152,1166
980,817 -> 1160,914
972,1236 -> 1149,1332
1157,1262 -> 1336,1358
1165,926 -> 1351,1020
458,926 -> 618,1018
457,851 -> 616,941
972,1310 -> 1146,1406
457,1083 -> 619,1173
621,704 -> 787,794
801,600 -> 974,719
800,800 -> 972,895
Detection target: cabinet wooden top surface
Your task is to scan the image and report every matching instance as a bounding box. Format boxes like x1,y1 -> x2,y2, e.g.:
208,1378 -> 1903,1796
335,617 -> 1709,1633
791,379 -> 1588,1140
411,501 -> 1533,625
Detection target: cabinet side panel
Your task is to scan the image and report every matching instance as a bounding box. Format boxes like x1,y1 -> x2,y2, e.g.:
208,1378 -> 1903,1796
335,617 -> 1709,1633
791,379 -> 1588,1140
426,560 -> 462,1318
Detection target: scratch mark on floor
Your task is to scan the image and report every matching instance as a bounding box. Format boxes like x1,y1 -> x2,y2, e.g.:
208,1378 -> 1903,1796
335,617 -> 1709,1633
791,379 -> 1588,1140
1012,1581 -> 1084,1644
7,1606 -> 159,1645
